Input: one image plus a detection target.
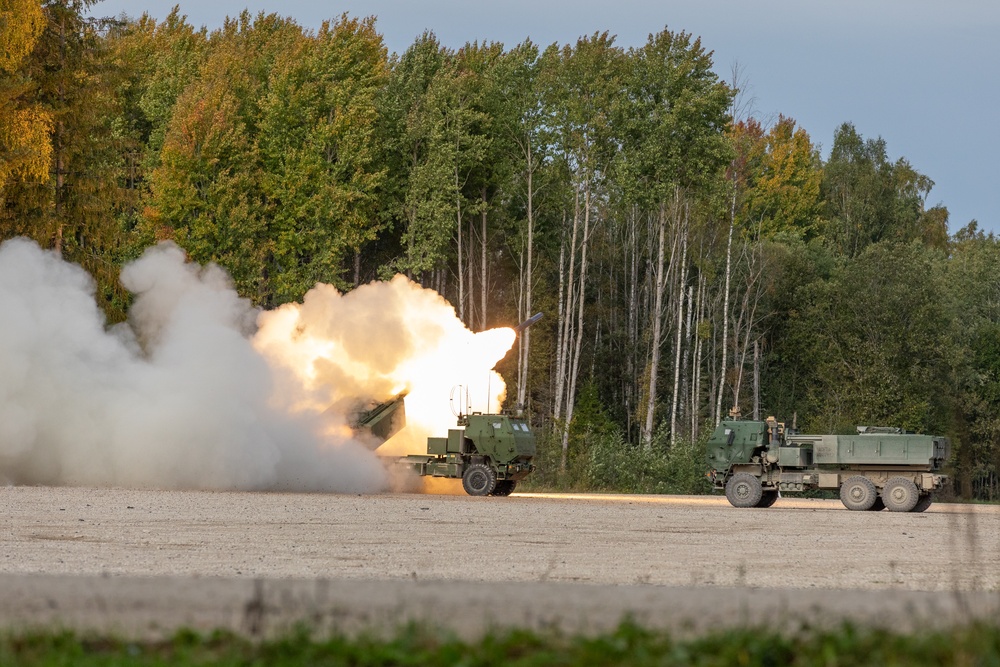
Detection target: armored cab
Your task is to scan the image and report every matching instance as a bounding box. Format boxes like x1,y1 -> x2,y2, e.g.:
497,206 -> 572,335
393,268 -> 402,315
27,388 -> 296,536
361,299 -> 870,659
705,419 -> 768,473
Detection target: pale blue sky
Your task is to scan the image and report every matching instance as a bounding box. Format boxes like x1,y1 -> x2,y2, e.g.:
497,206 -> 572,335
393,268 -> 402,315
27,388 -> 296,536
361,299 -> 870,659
90,0 -> 1000,234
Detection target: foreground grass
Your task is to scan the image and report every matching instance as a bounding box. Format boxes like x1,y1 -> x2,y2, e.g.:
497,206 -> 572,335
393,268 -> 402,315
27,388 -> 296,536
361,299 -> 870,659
3,621 -> 1000,666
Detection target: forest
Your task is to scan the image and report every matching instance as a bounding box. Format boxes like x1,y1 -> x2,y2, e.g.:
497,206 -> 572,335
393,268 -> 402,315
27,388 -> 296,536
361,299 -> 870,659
2,0 -> 999,499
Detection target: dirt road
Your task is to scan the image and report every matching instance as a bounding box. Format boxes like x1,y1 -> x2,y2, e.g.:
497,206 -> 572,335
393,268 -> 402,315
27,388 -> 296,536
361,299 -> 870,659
2,486 -> 998,638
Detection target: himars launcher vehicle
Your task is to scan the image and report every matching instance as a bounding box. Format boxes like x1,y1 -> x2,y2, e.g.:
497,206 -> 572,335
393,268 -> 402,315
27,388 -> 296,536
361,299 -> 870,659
405,410 -> 536,496
706,414 -> 950,512
354,314 -> 541,496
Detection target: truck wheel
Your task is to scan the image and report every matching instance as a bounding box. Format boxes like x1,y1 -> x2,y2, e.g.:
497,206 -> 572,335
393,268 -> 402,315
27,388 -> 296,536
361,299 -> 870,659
462,463 -> 497,496
840,476 -> 877,511
490,480 -> 516,496
756,490 -> 779,508
911,493 -> 933,513
725,473 -> 763,508
883,477 -> 919,512
868,497 -> 885,511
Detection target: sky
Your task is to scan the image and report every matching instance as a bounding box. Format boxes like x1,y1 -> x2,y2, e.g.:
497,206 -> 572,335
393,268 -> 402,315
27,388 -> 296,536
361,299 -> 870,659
88,0 -> 1000,235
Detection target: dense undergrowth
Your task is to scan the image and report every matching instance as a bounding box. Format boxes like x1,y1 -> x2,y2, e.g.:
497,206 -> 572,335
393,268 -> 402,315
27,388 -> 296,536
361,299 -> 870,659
521,421 -> 714,496
3,621 -> 1000,666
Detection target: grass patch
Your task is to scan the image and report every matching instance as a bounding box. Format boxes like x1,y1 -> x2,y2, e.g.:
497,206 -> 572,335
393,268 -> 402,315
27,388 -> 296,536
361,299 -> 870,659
3,620 -> 1000,666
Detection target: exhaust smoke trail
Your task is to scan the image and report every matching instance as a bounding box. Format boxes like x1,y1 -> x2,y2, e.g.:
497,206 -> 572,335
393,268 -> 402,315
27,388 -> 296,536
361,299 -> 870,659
0,238 -> 515,492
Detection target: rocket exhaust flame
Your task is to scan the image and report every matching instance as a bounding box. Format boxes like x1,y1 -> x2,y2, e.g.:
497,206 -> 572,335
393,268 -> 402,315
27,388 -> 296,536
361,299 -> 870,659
0,239 -> 518,493
255,275 -> 516,458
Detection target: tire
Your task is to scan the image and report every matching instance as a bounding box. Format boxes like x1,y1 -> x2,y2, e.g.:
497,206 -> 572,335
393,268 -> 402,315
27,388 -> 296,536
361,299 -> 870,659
725,472 -> 763,508
883,477 -> 920,512
840,476 -> 877,511
756,490 -> 779,508
868,496 -> 885,511
490,480 -> 516,497
912,493 -> 933,513
462,463 -> 497,496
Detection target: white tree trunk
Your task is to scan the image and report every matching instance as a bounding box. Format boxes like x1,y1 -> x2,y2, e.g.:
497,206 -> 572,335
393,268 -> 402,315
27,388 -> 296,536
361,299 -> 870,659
753,340 -> 760,420
554,202 -> 578,428
680,281 -> 694,435
715,190 -> 736,425
480,189 -> 488,331
467,216 -> 474,327
642,202 -> 668,447
456,166 -> 465,323
562,183 -> 592,458
670,214 -> 688,447
516,152 -> 534,414
729,235 -> 765,416
626,206 -> 639,437
691,273 -> 706,440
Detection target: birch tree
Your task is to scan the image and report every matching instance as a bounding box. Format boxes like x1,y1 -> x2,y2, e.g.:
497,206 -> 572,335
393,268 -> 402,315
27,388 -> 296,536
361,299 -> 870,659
492,40 -> 546,413
618,28 -> 733,444
540,33 -> 621,465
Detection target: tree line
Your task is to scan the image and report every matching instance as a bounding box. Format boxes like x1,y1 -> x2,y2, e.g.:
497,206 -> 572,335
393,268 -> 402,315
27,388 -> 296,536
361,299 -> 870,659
2,1 -> 998,499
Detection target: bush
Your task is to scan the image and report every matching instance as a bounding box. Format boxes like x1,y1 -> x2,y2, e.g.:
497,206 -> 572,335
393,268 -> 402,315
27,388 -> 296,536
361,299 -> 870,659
587,426 -> 713,495
521,383 -> 714,495
521,422 -> 714,496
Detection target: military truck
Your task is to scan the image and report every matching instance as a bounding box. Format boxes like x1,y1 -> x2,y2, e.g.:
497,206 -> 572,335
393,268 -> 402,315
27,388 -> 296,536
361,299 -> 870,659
352,314 -> 542,496
353,392 -> 536,496
401,411 -> 536,496
706,415 -> 949,511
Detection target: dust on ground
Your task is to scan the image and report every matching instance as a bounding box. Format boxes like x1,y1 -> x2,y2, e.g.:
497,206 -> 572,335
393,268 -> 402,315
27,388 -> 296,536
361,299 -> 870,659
2,487 -> 998,638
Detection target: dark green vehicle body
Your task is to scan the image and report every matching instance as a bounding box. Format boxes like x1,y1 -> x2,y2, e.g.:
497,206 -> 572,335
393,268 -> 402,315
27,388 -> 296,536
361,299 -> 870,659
354,396 -> 536,496
706,418 -> 949,512
403,413 -> 536,496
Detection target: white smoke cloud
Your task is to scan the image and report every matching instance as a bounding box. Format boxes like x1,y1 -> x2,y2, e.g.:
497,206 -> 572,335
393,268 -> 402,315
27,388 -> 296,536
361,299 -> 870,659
0,238 -> 388,492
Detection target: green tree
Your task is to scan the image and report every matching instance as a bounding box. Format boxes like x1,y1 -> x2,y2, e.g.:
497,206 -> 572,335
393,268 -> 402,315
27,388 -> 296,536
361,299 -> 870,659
943,224 -> 1000,498
539,32 -> 623,462
102,9 -> 208,267
489,39 -> 549,414
258,14 -> 388,301
376,32 -> 451,281
616,27 -> 733,445
741,116 -> 823,239
380,34 -> 498,321
787,241 -> 949,433
822,122 -> 943,256
148,12 -> 301,303
454,40 -> 508,329
108,8 -> 208,176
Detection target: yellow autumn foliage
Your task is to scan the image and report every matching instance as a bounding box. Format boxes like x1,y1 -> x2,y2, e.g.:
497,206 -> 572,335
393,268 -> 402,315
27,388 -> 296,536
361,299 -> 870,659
0,0 -> 46,72
0,106 -> 52,188
0,0 -> 51,190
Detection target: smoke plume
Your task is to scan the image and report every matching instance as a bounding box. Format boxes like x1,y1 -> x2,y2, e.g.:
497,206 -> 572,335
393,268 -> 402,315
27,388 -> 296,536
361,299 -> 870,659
254,275 -> 514,457
0,238 -> 514,492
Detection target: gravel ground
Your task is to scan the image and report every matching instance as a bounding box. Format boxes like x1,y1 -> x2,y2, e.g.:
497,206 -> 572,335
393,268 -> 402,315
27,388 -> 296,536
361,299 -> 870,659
2,486 -> 999,638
